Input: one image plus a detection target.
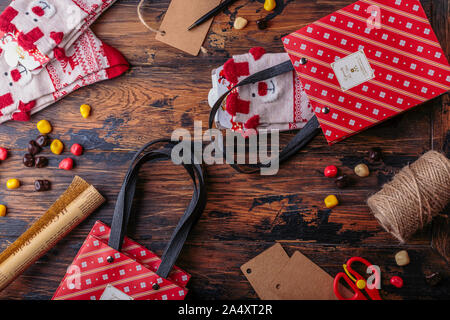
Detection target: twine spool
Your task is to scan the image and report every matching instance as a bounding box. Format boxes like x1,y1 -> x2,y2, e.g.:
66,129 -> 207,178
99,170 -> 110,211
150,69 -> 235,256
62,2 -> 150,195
367,151 -> 450,243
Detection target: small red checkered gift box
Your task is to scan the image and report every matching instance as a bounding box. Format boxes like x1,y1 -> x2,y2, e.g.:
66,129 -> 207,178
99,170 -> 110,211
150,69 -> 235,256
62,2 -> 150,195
52,140 -> 206,300
52,221 -> 190,300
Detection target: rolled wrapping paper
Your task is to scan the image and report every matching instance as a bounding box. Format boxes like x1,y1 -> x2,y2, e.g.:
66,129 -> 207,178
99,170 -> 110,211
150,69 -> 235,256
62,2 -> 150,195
0,176 -> 105,292
368,151 -> 450,243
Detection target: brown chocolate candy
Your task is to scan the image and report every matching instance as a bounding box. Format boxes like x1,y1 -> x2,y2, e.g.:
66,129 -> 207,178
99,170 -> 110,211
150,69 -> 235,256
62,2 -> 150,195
335,175 -> 349,188
425,272 -> 442,287
36,135 -> 49,147
28,140 -> 42,155
369,147 -> 382,162
34,180 -> 51,192
35,156 -> 48,168
23,153 -> 35,167
256,19 -> 268,30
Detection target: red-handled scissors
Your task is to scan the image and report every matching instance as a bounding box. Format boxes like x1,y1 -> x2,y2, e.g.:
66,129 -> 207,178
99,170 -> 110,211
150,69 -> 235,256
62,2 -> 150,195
333,257 -> 382,300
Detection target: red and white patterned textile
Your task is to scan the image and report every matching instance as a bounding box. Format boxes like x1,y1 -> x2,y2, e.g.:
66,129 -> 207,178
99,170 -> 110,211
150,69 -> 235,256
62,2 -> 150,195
52,221 -> 191,300
0,0 -> 117,71
208,47 -> 314,133
0,28 -> 128,122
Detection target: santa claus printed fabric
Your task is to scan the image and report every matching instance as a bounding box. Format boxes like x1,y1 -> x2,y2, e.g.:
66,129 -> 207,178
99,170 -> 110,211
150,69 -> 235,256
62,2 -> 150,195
0,0 -> 117,72
208,47 -> 314,133
0,28 -> 129,123
0,0 -> 128,123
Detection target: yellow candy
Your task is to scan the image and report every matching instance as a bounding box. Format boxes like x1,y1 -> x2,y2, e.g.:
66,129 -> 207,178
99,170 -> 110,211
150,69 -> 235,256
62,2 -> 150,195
80,104 -> 91,118
324,195 -> 339,208
6,179 -> 20,189
0,205 -> 6,217
50,139 -> 64,155
356,280 -> 366,289
37,119 -> 52,134
264,0 -> 276,11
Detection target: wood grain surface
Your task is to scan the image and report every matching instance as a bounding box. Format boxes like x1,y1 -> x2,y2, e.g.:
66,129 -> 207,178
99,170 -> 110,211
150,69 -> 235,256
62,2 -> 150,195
0,0 -> 448,300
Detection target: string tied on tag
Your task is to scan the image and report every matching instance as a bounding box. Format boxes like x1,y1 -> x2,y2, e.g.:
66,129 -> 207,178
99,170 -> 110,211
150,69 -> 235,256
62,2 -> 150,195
137,0 -> 165,36
137,0 -> 209,54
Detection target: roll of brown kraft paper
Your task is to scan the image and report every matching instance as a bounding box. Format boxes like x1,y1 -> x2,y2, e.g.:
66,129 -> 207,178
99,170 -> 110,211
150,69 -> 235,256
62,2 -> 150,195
0,176 -> 105,292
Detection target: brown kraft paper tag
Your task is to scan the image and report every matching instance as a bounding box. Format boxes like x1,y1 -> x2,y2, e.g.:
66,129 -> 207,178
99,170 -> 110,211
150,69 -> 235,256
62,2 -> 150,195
155,0 -> 222,56
240,243 -> 290,300
270,251 -> 348,300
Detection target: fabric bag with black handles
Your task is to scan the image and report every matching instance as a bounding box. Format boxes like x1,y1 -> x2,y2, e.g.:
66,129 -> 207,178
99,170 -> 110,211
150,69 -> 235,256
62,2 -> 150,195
52,139 -> 206,300
209,0 -> 450,173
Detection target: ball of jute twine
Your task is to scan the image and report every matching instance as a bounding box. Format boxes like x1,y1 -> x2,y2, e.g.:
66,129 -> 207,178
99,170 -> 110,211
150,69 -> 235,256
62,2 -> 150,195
367,151 -> 450,243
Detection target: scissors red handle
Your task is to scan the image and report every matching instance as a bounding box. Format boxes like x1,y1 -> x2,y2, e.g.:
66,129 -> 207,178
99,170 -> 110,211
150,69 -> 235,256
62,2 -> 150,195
346,257 -> 382,300
333,272 -> 367,300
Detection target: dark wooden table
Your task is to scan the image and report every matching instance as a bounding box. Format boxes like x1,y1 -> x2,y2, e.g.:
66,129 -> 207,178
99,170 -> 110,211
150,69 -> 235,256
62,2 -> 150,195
0,0 -> 448,300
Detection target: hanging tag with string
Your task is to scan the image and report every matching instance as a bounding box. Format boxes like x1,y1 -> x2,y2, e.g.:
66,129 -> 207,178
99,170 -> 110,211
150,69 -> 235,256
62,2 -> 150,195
138,0 -> 221,56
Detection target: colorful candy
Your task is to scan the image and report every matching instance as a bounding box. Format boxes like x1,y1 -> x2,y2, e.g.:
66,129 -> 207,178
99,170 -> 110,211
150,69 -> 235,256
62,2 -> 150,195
80,104 -> 91,118
70,144 -> 83,156
324,165 -> 338,178
256,19 -> 268,30
395,250 -> 410,266
35,180 -> 51,192
390,276 -> 404,288
354,163 -> 370,177
324,195 -> 339,208
0,204 -> 6,217
59,158 -> 74,171
35,156 -> 49,168
234,17 -> 248,30
28,140 -> 42,155
6,178 -> 20,189
264,0 -> 276,11
425,272 -> 442,287
23,154 -> 35,167
335,175 -> 349,188
37,119 -> 52,134
369,147 -> 382,162
0,147 -> 7,161
50,139 -> 64,155
36,135 -> 49,147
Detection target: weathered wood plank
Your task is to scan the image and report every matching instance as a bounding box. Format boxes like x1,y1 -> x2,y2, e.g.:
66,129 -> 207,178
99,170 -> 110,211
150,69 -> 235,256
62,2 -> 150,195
0,0 -> 447,300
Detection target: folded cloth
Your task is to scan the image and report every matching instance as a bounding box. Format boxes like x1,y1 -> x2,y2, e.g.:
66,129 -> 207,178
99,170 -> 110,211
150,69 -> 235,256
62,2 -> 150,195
0,0 -> 117,72
208,47 -> 314,133
0,28 -> 129,122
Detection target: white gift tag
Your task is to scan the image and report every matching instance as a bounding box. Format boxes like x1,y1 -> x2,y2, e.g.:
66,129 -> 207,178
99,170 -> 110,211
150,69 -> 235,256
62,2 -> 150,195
331,50 -> 374,91
100,284 -> 134,300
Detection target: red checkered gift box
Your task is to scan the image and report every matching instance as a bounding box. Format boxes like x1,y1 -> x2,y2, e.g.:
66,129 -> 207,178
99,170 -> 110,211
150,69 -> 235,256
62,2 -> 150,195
52,221 -> 190,300
52,140 -> 206,300
282,0 -> 450,145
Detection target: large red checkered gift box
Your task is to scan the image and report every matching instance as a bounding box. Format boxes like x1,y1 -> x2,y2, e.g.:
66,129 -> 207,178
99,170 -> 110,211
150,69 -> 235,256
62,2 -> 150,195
282,0 -> 450,145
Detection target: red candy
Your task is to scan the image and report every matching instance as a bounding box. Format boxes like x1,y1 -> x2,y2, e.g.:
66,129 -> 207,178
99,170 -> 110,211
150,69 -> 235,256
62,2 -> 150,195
59,158 -> 74,171
324,165 -> 338,178
0,147 -> 7,161
390,276 -> 404,288
70,143 -> 83,156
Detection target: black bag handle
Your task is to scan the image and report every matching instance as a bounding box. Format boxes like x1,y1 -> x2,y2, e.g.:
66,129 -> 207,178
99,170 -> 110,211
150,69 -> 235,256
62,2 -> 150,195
108,139 -> 206,279
209,60 -> 322,173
